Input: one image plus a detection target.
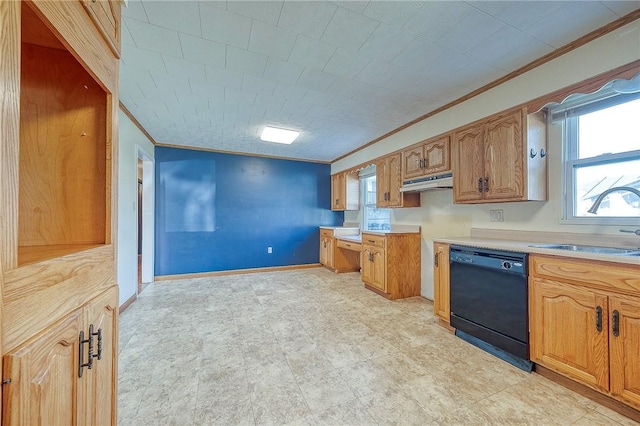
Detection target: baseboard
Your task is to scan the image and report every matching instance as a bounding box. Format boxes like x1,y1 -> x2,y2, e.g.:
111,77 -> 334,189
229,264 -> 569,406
119,292 -> 137,314
154,263 -> 322,281
535,365 -> 640,423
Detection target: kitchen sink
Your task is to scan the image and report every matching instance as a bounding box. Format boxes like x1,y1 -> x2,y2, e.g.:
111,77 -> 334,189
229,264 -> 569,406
529,244 -> 640,256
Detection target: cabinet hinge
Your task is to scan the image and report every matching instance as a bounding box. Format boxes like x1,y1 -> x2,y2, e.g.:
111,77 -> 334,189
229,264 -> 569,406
2,378 -> 11,385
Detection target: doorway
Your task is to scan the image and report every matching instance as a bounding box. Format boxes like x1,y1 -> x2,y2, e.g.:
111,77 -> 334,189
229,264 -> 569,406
137,147 -> 154,294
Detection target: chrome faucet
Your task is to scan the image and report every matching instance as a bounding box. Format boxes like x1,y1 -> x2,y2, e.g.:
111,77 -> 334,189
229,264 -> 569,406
587,186 -> 640,214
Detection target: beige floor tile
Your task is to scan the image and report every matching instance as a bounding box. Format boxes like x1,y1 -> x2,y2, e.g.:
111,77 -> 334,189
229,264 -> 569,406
312,399 -> 378,425
358,386 -> 435,425
296,369 -> 358,413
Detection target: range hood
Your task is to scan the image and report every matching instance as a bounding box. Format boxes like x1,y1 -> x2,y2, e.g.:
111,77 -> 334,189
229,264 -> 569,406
400,173 -> 453,192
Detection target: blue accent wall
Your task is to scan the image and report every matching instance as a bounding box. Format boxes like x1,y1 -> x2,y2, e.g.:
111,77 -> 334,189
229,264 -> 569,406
155,146 -> 343,276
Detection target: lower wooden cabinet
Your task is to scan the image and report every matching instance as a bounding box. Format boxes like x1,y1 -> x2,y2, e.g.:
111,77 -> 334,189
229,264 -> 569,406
2,286 -> 118,425
529,255 -> 640,411
433,243 -> 450,323
319,228 -> 360,273
361,232 -> 420,300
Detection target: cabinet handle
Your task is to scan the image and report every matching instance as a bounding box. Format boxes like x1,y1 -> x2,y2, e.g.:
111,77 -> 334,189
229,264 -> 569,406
79,330 -> 92,378
612,310 -> 620,337
595,306 -> 602,332
478,178 -> 483,193
434,253 -> 439,267
335,198 -> 339,205
484,177 -> 489,192
92,326 -> 103,361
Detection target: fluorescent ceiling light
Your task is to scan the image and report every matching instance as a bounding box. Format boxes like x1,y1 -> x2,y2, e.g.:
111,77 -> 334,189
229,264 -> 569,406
260,126 -> 299,144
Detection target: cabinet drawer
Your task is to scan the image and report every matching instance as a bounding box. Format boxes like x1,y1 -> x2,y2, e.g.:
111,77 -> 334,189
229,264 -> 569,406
336,239 -> 362,252
530,255 -> 640,295
362,234 -> 385,248
320,229 -> 334,238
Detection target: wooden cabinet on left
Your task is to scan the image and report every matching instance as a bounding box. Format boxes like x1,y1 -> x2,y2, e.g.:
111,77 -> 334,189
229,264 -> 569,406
0,0 -> 120,422
331,170 -> 359,211
2,287 -> 118,426
319,229 -> 360,273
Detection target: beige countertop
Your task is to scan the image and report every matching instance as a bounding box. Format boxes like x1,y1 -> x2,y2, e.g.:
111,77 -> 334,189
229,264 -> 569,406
337,234 -> 362,243
433,236 -> 640,266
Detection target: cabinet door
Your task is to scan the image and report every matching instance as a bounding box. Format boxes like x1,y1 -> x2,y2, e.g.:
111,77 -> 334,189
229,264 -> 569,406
452,124 -> 484,203
484,110 -> 524,201
433,243 -> 450,322
331,173 -> 345,210
320,236 -> 328,265
325,237 -> 334,268
402,146 -> 424,180
376,157 -> 390,207
371,247 -> 386,292
530,278 -> 610,392
423,136 -> 450,176
386,153 -> 403,207
83,287 -> 118,426
609,295 -> 640,409
361,247 -> 374,284
81,0 -> 121,56
2,310 -> 83,426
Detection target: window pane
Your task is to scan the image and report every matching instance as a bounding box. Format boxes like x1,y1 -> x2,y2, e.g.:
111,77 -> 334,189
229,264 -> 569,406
574,158 -> 640,217
361,174 -> 390,231
577,98 -> 640,159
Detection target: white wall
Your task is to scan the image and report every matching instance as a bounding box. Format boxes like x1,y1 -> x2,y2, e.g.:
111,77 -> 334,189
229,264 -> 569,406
335,21 -> 640,300
117,110 -> 155,307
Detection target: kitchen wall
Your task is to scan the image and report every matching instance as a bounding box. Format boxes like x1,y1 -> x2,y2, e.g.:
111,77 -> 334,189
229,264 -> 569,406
117,110 -> 155,306
155,146 -> 343,276
336,20 -> 640,300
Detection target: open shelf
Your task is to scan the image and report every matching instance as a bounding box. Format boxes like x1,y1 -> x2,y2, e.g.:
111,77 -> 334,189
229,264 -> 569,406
18,3 -> 109,266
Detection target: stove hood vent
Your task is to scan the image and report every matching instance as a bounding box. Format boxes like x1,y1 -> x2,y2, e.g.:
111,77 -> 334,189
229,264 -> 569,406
400,173 -> 453,192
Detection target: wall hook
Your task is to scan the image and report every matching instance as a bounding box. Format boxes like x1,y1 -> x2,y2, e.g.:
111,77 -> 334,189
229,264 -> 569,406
530,148 -> 537,158
540,148 -> 547,158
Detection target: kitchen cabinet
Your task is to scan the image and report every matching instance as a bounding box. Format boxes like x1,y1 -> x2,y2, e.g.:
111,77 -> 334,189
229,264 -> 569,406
2,286 -> 118,426
361,232 -> 421,300
319,228 -> 360,273
0,1 -> 119,422
530,255 -> 640,411
81,0 -> 121,57
402,135 -> 451,181
376,153 -> 420,208
331,170 -> 359,211
433,243 -> 450,323
452,108 -> 547,203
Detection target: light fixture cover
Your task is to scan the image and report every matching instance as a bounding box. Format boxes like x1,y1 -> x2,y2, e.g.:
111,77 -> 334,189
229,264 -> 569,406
260,126 -> 299,144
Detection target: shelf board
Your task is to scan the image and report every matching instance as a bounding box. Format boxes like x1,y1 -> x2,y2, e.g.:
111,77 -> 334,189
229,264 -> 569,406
18,244 -> 104,267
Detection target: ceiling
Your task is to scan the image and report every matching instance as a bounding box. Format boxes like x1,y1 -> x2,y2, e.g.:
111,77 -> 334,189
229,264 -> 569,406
119,1 -> 639,163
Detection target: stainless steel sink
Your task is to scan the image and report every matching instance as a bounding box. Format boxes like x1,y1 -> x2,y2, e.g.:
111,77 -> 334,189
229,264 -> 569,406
529,244 -> 640,256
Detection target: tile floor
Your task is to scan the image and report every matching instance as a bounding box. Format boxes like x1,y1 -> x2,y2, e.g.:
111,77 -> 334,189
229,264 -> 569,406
118,267 -> 638,425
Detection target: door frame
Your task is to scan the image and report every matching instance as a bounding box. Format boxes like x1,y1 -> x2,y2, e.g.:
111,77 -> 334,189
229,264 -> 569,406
136,146 -> 154,286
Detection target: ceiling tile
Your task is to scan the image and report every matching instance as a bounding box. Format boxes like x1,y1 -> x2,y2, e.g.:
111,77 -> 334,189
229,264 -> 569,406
205,65 -> 243,90
200,4 -> 252,49
322,7 -> 380,51
125,17 -> 183,57
490,1 -> 567,32
331,1 -> 370,14
297,68 -> 337,91
391,37 -> 445,70
363,1 -> 424,28
263,57 -> 305,85
355,59 -> 400,87
403,1 -> 473,42
435,8 -> 506,53
241,75 -> 278,95
273,83 -> 308,102
325,77 -> 370,99
121,45 -> 166,72
226,46 -> 268,77
224,87 -> 257,106
226,1 -> 283,25
179,33 -> 225,68
602,1 -> 640,17
324,48 -> 371,79
288,35 -> 336,70
358,23 -> 416,63
121,0 -> 148,21
248,21 -> 297,61
149,69 -> 193,95
142,1 -> 201,37
121,19 -> 136,47
278,2 -> 337,39
162,55 -> 206,83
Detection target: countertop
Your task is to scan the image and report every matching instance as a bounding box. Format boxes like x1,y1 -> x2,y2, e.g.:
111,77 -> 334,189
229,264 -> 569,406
433,236 -> 640,266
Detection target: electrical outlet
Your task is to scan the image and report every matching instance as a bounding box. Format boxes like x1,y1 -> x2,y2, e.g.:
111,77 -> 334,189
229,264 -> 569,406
267,246 -> 273,254
490,209 -> 504,222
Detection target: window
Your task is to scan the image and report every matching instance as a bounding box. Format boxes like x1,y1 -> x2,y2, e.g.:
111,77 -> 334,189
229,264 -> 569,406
554,88 -> 640,221
360,173 -> 390,231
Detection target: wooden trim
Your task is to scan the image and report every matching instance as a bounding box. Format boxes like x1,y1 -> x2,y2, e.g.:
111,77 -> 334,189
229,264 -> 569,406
154,263 -> 323,281
118,292 -> 137,314
437,319 -> 455,333
331,10 -> 640,164
119,102 -> 158,145
155,142 -> 331,164
535,365 -> 640,423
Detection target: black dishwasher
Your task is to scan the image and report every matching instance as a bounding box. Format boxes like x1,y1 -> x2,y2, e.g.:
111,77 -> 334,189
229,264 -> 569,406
449,245 -> 532,371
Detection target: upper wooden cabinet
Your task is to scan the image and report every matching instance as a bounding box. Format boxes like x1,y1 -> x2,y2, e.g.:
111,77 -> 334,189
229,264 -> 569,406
376,153 -> 420,208
452,108 -> 547,204
402,135 -> 451,181
529,255 -> 640,411
331,171 -> 359,211
81,0 -> 121,57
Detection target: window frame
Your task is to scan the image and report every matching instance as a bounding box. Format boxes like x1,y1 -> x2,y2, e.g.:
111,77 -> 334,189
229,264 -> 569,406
359,170 -> 390,232
559,91 -> 640,225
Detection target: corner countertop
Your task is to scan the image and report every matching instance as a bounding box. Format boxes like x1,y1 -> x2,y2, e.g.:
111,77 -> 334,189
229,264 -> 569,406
433,236 -> 640,266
